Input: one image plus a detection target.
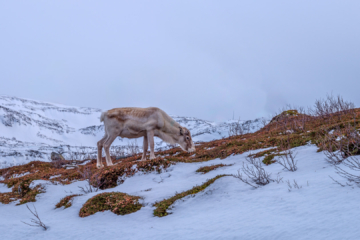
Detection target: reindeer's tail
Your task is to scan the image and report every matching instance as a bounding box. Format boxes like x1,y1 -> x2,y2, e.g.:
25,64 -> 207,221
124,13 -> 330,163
100,111 -> 107,122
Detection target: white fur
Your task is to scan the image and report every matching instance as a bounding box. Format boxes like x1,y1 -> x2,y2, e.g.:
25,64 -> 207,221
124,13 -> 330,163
96,107 -> 195,168
100,112 -> 106,122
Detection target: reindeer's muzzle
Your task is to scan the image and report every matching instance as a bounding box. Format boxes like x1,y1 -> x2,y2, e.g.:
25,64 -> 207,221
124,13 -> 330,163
187,145 -> 196,153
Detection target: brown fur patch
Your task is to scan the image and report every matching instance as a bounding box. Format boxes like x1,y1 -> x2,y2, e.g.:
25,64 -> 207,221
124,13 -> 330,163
107,107 -> 159,121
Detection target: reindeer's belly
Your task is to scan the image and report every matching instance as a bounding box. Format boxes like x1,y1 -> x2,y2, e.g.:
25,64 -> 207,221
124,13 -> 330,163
119,120 -> 147,138
119,128 -> 145,138
117,117 -> 161,139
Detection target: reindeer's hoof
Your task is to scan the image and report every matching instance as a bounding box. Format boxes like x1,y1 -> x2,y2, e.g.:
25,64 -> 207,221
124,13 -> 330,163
97,164 -> 104,169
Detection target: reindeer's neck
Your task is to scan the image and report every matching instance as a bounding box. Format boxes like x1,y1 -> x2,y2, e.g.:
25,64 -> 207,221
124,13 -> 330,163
157,111 -> 182,144
161,111 -> 181,134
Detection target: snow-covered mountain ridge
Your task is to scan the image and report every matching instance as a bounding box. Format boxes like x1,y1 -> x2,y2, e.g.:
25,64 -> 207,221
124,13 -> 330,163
0,95 -> 262,168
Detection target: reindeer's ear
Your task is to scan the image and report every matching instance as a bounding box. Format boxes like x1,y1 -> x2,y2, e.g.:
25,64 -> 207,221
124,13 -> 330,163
179,127 -> 183,135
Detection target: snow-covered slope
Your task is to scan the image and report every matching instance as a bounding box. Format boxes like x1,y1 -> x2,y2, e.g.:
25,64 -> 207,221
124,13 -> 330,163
1,145 -> 359,239
0,96 -> 263,168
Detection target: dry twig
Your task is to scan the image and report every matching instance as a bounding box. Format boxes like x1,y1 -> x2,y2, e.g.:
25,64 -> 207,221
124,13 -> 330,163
278,149 -> 298,172
232,155 -> 273,188
21,204 -> 47,230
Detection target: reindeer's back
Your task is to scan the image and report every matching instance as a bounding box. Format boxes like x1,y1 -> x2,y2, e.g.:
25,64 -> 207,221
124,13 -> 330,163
106,107 -> 162,122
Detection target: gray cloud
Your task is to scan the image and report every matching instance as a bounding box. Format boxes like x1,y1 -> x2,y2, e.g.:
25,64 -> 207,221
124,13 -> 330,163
1,1 -> 359,121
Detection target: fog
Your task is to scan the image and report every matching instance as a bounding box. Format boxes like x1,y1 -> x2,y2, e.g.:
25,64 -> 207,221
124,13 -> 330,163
1,1 -> 359,121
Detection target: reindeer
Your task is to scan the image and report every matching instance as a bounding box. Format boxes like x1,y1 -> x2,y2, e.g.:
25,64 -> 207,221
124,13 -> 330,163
96,107 -> 195,168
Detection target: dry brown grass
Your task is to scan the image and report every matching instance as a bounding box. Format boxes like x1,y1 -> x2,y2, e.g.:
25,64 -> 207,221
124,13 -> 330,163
0,182 -> 45,205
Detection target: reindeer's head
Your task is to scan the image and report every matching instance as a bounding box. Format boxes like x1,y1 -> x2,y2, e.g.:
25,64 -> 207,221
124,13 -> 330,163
177,126 -> 196,153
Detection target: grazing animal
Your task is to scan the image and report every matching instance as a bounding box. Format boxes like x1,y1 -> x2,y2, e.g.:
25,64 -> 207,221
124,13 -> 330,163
97,107 -> 195,168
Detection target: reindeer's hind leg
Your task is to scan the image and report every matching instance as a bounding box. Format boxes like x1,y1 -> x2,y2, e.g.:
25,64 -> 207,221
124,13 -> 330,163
147,130 -> 156,160
97,134 -> 107,169
141,136 -> 148,161
103,133 -> 118,166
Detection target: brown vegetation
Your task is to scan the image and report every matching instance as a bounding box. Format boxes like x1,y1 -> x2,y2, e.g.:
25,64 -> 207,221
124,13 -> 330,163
0,182 -> 45,205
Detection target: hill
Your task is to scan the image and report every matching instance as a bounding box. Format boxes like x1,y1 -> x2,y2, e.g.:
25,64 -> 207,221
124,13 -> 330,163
1,96 -> 360,239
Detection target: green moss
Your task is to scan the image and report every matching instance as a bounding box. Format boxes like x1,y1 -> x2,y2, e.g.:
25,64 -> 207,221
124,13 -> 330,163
262,155 -> 276,165
153,175 -> 228,217
56,194 -> 82,209
249,149 -> 277,158
289,137 -> 309,148
79,192 -> 142,217
196,164 -> 232,174
284,110 -> 299,116
270,110 -> 300,123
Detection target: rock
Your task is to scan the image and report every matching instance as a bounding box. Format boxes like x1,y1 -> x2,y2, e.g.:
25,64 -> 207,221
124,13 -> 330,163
51,152 -> 65,161
116,155 -> 128,160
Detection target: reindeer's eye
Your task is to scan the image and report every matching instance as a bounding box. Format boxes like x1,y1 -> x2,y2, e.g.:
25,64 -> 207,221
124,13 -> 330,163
186,137 -> 189,140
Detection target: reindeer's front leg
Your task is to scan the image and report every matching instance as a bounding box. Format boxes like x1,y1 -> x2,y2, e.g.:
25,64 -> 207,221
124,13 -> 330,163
141,135 -> 148,161
96,135 -> 107,168
103,134 -> 117,167
147,130 -> 156,160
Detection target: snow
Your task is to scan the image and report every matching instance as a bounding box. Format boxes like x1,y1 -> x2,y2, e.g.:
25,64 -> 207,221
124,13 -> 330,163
1,144 -> 360,239
0,183 -> 12,193
11,172 -> 31,178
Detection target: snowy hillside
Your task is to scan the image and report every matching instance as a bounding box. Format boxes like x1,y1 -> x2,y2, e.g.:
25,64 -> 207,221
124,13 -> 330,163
1,145 -> 359,239
1,96 -> 360,239
0,95 -> 263,168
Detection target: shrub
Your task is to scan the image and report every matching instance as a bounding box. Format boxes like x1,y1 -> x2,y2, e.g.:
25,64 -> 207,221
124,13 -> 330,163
277,149 -> 298,172
311,94 -> 355,120
13,179 -> 33,197
18,184 -> 45,205
232,156 -> 273,188
21,204 -> 48,230
228,119 -> 248,137
319,123 -> 360,165
79,192 -> 142,217
0,182 -> 45,205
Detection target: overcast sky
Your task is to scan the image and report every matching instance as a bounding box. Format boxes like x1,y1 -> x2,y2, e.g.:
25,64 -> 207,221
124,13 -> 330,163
1,1 -> 360,121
